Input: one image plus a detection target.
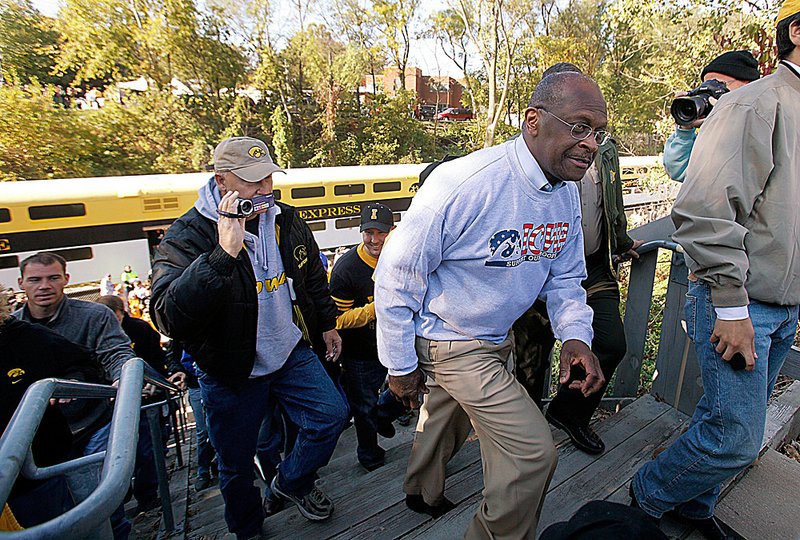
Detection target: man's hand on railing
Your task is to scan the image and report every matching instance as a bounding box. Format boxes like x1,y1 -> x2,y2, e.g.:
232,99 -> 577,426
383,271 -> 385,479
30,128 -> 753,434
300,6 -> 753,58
559,340 -> 605,397
167,372 -> 187,391
142,384 -> 157,398
49,379 -> 79,405
613,239 -> 644,264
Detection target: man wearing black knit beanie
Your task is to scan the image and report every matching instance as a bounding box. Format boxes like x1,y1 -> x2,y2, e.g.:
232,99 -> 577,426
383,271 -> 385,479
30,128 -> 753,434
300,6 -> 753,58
663,50 -> 760,183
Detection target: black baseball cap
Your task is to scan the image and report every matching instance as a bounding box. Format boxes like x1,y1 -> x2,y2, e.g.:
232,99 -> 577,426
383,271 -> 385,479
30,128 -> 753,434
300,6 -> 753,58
360,203 -> 393,233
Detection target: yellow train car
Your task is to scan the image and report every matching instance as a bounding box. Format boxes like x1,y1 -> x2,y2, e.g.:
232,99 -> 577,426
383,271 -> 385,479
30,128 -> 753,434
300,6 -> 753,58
0,163 -> 426,286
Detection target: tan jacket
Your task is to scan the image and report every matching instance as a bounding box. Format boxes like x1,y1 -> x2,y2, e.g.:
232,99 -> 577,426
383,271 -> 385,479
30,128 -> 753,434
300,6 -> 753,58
672,63 -> 800,307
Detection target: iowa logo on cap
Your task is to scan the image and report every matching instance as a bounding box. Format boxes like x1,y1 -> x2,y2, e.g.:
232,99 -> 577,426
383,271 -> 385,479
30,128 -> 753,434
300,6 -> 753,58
248,146 -> 266,158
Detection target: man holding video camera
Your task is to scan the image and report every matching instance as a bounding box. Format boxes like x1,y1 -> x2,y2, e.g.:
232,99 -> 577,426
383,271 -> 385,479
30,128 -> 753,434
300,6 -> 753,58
663,50 -> 760,183
632,4 -> 800,539
150,137 -> 347,539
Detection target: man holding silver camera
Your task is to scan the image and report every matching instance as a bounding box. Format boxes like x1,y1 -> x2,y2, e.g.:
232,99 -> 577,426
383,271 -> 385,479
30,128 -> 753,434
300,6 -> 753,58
663,50 -> 760,183
151,137 -> 347,539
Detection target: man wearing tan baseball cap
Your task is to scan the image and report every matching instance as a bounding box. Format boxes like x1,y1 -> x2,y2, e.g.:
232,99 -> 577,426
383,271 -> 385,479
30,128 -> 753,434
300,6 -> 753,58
151,136 -> 347,538
213,136 -> 285,182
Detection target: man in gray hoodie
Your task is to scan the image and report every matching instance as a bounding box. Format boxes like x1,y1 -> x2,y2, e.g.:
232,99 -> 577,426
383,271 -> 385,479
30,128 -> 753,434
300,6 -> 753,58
150,137 -> 347,540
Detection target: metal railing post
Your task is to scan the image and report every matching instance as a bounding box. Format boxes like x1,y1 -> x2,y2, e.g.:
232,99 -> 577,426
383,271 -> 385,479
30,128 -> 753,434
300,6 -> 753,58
0,359 -> 144,539
146,408 -> 175,533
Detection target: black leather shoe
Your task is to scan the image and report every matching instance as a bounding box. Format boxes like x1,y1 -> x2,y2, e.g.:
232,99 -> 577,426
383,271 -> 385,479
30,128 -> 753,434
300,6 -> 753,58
360,459 -> 385,472
545,411 -> 605,454
405,494 -> 455,518
666,512 -> 743,540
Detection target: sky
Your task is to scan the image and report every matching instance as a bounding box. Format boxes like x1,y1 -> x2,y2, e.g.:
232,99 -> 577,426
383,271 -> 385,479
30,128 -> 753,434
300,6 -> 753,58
32,0 -> 58,16
30,0 -> 466,79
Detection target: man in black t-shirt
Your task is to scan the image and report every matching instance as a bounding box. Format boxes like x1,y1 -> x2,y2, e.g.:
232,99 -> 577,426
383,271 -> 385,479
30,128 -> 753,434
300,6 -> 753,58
330,203 -> 404,471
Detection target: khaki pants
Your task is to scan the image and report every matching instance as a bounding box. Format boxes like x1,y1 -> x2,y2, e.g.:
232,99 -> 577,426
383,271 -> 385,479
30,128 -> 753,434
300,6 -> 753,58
404,337 -> 558,539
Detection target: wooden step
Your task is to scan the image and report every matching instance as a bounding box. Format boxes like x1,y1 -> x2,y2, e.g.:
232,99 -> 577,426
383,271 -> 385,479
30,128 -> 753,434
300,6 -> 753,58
715,449 -> 800,540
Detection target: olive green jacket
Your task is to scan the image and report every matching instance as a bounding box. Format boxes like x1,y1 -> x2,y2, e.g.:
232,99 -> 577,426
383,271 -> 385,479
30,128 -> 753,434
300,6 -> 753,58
595,139 -> 634,278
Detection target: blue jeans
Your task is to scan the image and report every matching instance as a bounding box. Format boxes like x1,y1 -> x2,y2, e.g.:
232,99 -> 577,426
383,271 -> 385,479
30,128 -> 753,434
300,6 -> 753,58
87,414 -> 158,505
198,343 -> 348,538
187,387 -> 215,478
256,401 -> 298,490
81,423 -> 131,540
341,356 -> 389,467
633,281 -> 799,519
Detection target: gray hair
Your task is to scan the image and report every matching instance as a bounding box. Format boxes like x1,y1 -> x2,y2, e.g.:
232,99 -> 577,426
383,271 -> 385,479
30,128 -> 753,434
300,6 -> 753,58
527,72 -> 597,111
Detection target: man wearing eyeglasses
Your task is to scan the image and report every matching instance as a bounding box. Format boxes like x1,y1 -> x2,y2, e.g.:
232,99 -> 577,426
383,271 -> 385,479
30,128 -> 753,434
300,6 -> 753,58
513,63 -> 642,457
375,71 -> 606,538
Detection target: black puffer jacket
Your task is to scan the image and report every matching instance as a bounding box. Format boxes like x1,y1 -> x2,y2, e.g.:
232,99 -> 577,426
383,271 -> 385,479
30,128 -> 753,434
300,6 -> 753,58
150,202 -> 337,386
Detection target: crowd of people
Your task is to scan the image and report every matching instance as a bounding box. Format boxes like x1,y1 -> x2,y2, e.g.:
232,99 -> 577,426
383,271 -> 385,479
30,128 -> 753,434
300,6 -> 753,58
0,4 -> 798,539
51,85 -> 106,110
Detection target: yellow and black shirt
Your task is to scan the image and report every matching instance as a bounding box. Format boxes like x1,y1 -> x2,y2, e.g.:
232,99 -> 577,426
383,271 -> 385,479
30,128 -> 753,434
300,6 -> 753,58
329,243 -> 379,361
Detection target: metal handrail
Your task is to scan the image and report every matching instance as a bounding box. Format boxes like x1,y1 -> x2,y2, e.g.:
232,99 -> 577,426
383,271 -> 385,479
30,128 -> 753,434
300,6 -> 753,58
634,239 -> 683,256
0,359 -> 144,539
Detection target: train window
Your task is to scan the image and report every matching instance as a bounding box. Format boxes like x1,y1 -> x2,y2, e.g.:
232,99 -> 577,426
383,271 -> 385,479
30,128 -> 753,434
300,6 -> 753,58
334,184 -> 365,196
291,187 -> 325,199
0,254 -> 19,270
308,221 -> 326,232
51,246 -> 93,262
393,212 -> 402,223
29,203 -> 86,220
273,189 -> 281,200
373,182 -> 401,193
335,217 -> 360,229
0,208 -> 9,223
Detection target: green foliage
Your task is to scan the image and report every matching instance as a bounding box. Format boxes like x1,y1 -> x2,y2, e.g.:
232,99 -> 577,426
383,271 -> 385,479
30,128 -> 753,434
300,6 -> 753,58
0,0 -> 786,180
0,84 -> 96,180
270,105 -> 296,168
81,91 -> 209,175
0,0 -> 60,85
372,0 -> 419,89
56,0 -> 247,91
0,85 -> 208,180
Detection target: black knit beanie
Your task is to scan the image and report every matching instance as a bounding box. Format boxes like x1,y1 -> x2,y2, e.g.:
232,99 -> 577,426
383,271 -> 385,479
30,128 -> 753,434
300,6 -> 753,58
700,50 -> 761,82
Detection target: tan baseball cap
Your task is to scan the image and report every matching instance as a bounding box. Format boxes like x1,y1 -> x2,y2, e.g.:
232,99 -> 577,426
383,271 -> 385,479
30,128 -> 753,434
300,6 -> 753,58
213,137 -> 285,182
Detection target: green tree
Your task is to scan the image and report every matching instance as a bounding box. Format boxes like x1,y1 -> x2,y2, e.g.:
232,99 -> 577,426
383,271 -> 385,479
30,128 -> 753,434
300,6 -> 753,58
354,92 -> 434,164
442,0 -> 535,147
56,0 -> 247,93
270,105 -> 296,168
0,85 -> 209,180
373,0 -> 419,90
0,0 -> 60,85
427,9 -> 478,112
0,85 -> 95,180
330,0 -> 385,101
84,91 -> 209,174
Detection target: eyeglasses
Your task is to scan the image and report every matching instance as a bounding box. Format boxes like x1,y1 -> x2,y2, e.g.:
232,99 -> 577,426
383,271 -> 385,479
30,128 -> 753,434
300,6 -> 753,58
538,108 -> 610,146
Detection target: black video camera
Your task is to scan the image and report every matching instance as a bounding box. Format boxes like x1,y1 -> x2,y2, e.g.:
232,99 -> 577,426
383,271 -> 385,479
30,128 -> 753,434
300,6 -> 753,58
670,79 -> 730,126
